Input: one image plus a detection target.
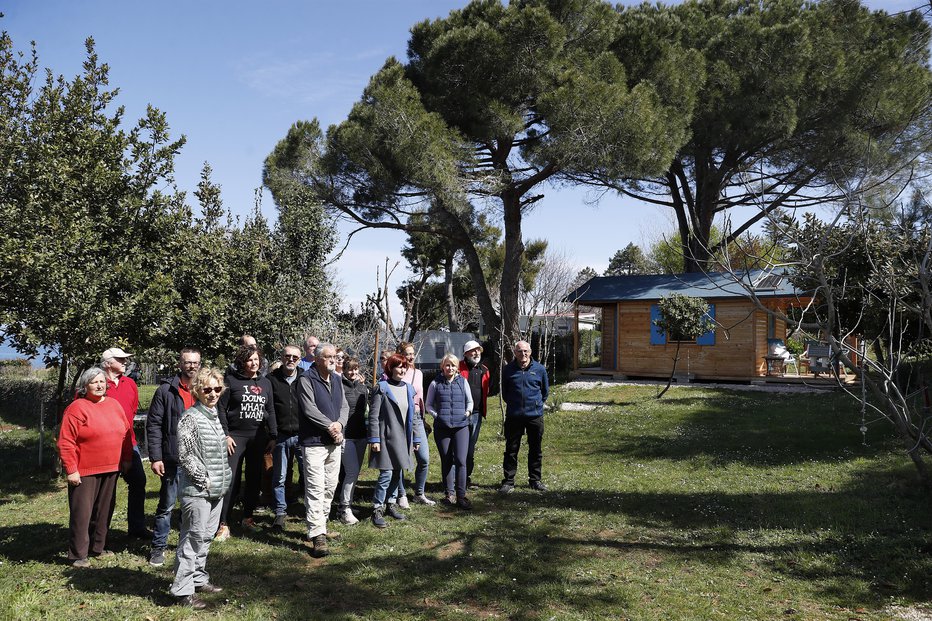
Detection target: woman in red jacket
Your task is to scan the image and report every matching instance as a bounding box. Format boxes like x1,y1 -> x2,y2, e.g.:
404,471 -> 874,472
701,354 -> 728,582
58,367 -> 133,567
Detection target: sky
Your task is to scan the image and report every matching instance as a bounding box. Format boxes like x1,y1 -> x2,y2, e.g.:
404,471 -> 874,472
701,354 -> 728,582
0,0 -> 923,359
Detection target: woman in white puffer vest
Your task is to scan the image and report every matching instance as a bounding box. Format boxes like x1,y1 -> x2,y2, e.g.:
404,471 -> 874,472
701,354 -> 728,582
169,367 -> 233,609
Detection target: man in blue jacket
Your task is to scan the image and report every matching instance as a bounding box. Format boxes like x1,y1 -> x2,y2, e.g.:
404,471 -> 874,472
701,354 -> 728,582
147,347 -> 201,566
499,340 -> 550,494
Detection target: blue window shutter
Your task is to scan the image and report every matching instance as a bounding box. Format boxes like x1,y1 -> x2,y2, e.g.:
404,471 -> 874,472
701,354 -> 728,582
696,304 -> 716,345
650,304 -> 666,345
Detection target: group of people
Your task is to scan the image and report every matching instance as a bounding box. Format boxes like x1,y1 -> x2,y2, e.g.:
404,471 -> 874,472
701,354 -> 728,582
57,336 -> 549,609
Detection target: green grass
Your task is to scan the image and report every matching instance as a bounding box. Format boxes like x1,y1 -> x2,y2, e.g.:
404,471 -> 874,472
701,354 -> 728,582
2,384 -> 931,620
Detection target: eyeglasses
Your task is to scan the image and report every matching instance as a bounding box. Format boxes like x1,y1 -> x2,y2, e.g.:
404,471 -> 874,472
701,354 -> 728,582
283,355 -> 300,361
201,386 -> 223,394
181,361 -> 201,367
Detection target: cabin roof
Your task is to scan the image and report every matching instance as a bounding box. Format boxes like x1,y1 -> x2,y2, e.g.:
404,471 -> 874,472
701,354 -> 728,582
563,269 -> 803,303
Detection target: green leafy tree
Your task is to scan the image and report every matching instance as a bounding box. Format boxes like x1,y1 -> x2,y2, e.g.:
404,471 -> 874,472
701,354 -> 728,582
605,243 -> 649,276
268,0 -> 702,362
0,36 -> 190,409
585,0 -> 932,272
653,293 -> 713,398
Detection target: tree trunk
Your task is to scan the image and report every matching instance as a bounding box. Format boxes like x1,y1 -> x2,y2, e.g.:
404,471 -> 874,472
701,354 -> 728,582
499,191 -> 524,352
444,253 -> 460,332
656,341 -> 682,399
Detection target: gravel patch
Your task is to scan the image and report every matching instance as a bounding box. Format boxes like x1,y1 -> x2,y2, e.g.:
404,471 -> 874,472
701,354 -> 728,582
563,376 -> 833,394
888,606 -> 932,621
560,403 -> 599,411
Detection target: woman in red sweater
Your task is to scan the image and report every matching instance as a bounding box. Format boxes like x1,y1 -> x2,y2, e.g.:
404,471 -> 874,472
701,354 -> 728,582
58,367 -> 132,567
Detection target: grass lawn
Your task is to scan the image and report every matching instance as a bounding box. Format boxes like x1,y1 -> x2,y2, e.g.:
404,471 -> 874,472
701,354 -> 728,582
1,383 -> 931,620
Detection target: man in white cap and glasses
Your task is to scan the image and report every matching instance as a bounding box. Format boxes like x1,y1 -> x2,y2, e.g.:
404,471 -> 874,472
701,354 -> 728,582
458,340 -> 489,489
101,346 -> 150,538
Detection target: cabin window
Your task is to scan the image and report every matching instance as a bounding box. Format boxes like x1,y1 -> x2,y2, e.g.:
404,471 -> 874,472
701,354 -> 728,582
434,342 -> 445,359
650,303 -> 716,345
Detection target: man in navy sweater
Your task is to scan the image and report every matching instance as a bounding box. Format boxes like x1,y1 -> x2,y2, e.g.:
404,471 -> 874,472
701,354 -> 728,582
499,340 -> 550,495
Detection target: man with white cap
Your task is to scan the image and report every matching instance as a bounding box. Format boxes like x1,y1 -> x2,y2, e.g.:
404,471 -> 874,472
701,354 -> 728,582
101,346 -> 149,538
458,340 -> 489,489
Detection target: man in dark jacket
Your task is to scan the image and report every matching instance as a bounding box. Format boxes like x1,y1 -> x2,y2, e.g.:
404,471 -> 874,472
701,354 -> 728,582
459,340 -> 489,489
499,340 -> 550,495
268,345 -> 304,531
147,347 -> 201,566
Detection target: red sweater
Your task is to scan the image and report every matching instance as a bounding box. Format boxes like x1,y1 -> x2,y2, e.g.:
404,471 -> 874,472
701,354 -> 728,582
106,375 -> 140,446
58,397 -> 132,476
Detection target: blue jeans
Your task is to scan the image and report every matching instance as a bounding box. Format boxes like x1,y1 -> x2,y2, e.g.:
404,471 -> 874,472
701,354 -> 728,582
373,469 -> 401,510
151,461 -> 179,550
466,414 -> 483,481
272,435 -> 304,516
397,439 -> 429,497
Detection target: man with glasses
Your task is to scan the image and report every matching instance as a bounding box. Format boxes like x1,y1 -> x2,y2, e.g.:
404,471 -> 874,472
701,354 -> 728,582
101,346 -> 149,538
297,343 -> 349,557
147,347 -> 201,566
267,345 -> 305,531
499,340 -> 550,495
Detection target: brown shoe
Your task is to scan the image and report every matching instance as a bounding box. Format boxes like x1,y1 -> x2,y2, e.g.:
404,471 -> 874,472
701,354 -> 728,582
310,534 -> 329,558
195,583 -> 223,594
456,496 -> 473,510
176,594 -> 207,609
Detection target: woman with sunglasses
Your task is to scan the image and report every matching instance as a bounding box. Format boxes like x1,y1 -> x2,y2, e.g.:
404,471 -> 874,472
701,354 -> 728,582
170,367 -> 233,609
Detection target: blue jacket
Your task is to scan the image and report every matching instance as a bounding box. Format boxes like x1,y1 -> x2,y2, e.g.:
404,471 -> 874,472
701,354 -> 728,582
146,374 -> 187,465
501,359 -> 549,418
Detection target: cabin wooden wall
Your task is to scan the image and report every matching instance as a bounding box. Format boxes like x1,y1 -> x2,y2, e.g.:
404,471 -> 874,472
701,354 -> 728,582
615,299 -> 770,379
601,306 -> 616,371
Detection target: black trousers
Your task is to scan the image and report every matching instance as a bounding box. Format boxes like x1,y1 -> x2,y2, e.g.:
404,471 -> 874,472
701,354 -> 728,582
122,446 -> 147,534
221,429 -> 268,524
502,416 -> 544,485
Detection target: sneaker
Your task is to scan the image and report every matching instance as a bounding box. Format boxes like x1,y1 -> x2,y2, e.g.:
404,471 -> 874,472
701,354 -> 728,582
529,481 -> 548,492
241,517 -> 260,534
498,482 -> 515,495
412,494 -> 436,506
441,494 -> 456,506
385,504 -> 407,521
272,514 -> 286,532
310,534 -> 329,558
148,548 -> 166,567
195,583 -> 223,594
456,496 -> 473,510
214,524 -> 230,542
90,549 -> 115,558
371,508 -> 387,528
397,495 -> 410,509
467,478 -> 478,490
176,594 -> 207,610
338,507 -> 359,525
71,558 -> 90,568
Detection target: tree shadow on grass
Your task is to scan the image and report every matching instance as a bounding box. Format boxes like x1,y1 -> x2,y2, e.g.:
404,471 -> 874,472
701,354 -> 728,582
0,521 -> 68,562
496,464 -> 932,608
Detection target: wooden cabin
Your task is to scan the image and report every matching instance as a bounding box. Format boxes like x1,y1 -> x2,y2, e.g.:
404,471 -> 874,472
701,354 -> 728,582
564,270 -> 810,382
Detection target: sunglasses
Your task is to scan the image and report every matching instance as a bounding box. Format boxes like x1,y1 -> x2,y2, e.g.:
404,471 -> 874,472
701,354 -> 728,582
283,354 -> 300,361
201,386 -> 224,394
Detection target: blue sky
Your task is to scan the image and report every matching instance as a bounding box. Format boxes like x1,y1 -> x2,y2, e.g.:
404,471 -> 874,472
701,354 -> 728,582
0,0 -> 921,359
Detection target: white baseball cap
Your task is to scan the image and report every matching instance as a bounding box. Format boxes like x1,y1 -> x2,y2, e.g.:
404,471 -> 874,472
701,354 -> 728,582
463,340 -> 483,354
102,347 -> 133,360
